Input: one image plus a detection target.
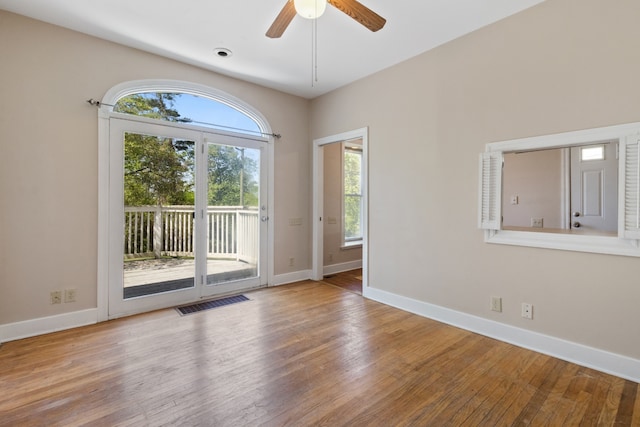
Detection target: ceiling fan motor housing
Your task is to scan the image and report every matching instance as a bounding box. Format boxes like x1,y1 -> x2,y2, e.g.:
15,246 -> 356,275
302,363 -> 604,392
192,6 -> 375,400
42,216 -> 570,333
294,0 -> 327,19
266,0 -> 386,39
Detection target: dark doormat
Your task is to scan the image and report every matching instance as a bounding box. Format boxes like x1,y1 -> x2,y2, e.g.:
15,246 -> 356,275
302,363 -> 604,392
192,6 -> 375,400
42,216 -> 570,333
176,294 -> 249,315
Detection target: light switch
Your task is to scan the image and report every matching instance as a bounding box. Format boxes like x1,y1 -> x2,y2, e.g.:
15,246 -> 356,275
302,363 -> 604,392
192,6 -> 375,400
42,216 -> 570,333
510,195 -> 519,205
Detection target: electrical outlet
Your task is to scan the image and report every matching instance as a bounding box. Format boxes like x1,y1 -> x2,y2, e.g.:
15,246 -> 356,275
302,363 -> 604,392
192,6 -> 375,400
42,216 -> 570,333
64,289 -> 77,303
50,291 -> 62,304
531,218 -> 544,228
522,303 -> 533,319
289,257 -> 294,267
491,297 -> 502,312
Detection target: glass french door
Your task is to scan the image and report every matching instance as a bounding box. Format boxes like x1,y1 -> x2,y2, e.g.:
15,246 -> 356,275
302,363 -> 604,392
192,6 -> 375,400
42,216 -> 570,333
108,118 -> 267,318
199,136 -> 265,297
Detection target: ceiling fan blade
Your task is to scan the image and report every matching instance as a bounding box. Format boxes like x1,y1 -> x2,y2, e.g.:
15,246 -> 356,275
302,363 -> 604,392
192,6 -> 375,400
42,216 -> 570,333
327,0 -> 386,32
266,1 -> 297,38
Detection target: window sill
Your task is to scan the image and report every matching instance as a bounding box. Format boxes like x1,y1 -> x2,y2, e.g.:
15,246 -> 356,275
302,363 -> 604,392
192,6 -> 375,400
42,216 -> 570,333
485,229 -> 640,257
502,226 -> 617,237
341,241 -> 363,250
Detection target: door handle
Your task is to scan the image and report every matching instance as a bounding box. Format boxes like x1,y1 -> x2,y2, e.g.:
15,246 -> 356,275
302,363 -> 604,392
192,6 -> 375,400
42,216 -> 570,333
572,212 -> 581,217
573,221 -> 581,228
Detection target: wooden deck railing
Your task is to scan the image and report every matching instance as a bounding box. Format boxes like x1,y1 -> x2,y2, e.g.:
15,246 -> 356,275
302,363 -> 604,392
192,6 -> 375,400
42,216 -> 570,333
124,206 -> 259,263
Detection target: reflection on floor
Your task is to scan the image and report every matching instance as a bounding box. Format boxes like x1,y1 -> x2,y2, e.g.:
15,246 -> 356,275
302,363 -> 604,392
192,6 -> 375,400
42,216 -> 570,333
321,268 -> 362,295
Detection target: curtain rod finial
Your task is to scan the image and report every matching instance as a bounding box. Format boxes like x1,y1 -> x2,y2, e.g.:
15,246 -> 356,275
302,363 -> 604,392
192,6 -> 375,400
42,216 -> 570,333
87,98 -> 101,107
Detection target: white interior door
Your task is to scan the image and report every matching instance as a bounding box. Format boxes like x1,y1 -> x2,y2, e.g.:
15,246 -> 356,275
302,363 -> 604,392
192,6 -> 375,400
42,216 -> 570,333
570,142 -> 618,233
108,118 -> 267,318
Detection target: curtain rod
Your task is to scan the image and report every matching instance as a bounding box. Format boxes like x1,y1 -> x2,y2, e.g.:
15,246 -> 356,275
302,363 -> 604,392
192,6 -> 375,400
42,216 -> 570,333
86,98 -> 281,139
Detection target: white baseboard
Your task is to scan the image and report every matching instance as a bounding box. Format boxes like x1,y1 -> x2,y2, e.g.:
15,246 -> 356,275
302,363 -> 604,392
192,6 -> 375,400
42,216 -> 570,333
0,309 -> 98,344
365,286 -> 640,383
7,284 -> 637,384
272,270 -> 312,287
0,270 -> 315,342
323,260 -> 362,276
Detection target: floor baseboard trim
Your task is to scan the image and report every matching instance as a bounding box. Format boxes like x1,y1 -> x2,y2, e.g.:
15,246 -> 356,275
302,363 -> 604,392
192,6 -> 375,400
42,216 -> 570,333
1,270 -> 315,342
0,309 -> 98,343
365,287 -> 640,383
272,270 -> 312,287
323,260 -> 362,276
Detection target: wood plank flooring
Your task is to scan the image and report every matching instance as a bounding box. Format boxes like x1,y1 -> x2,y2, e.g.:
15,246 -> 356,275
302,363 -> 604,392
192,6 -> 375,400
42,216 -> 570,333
1,277 -> 638,426
322,268 -> 362,295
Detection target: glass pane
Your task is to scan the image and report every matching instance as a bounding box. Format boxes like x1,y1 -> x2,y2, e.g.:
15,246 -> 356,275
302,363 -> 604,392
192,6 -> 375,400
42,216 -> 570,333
581,145 -> 604,161
344,147 -> 363,241
114,92 -> 262,137
206,144 -> 260,285
344,150 -> 362,194
344,195 -> 362,240
123,132 -> 196,299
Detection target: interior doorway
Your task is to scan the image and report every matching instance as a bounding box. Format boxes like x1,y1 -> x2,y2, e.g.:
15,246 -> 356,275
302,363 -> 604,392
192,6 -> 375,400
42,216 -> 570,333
312,128 -> 368,296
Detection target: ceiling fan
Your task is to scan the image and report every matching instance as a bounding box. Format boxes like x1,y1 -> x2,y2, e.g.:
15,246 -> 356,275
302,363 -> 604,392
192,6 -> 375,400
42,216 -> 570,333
266,0 -> 386,38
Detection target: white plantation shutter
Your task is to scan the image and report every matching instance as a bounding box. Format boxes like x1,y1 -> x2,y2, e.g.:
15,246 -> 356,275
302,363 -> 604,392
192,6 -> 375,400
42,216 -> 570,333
620,135 -> 640,239
478,151 -> 503,230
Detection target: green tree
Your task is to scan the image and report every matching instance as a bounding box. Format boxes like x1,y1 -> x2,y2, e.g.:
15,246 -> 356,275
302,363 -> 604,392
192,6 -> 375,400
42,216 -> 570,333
114,93 -> 191,123
208,145 -> 258,207
123,134 -> 194,206
115,93 -> 194,206
344,149 -> 362,239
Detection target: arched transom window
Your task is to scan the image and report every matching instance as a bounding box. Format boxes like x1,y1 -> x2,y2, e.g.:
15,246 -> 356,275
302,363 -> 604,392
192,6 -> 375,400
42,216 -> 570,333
113,92 -> 263,137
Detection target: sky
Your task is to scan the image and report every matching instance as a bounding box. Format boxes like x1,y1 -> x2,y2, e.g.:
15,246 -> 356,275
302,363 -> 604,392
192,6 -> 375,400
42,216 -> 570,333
170,93 -> 261,136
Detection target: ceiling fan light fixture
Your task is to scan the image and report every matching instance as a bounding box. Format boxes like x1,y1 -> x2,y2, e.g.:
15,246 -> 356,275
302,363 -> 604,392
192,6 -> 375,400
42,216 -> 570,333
293,0 -> 327,19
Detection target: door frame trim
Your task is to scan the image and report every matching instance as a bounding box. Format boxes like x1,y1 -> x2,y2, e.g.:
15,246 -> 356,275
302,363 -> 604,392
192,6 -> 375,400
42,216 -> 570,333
311,128 -> 369,293
560,148 -> 570,230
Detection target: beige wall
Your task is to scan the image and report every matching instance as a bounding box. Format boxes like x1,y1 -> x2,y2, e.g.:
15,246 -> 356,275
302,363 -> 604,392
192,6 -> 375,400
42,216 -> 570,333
0,11 -> 311,325
502,149 -> 563,229
323,143 -> 362,266
311,0 -> 640,359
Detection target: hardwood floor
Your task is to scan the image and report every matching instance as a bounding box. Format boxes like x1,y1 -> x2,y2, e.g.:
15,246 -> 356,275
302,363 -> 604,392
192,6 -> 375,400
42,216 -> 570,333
1,280 -> 638,426
321,268 -> 362,294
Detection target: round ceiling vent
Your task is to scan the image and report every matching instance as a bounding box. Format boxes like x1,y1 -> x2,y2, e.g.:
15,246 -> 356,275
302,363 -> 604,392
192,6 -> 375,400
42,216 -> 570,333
214,48 -> 233,58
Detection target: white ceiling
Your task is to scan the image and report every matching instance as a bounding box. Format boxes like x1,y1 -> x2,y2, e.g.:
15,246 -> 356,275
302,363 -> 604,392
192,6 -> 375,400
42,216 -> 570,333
0,0 -> 545,99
